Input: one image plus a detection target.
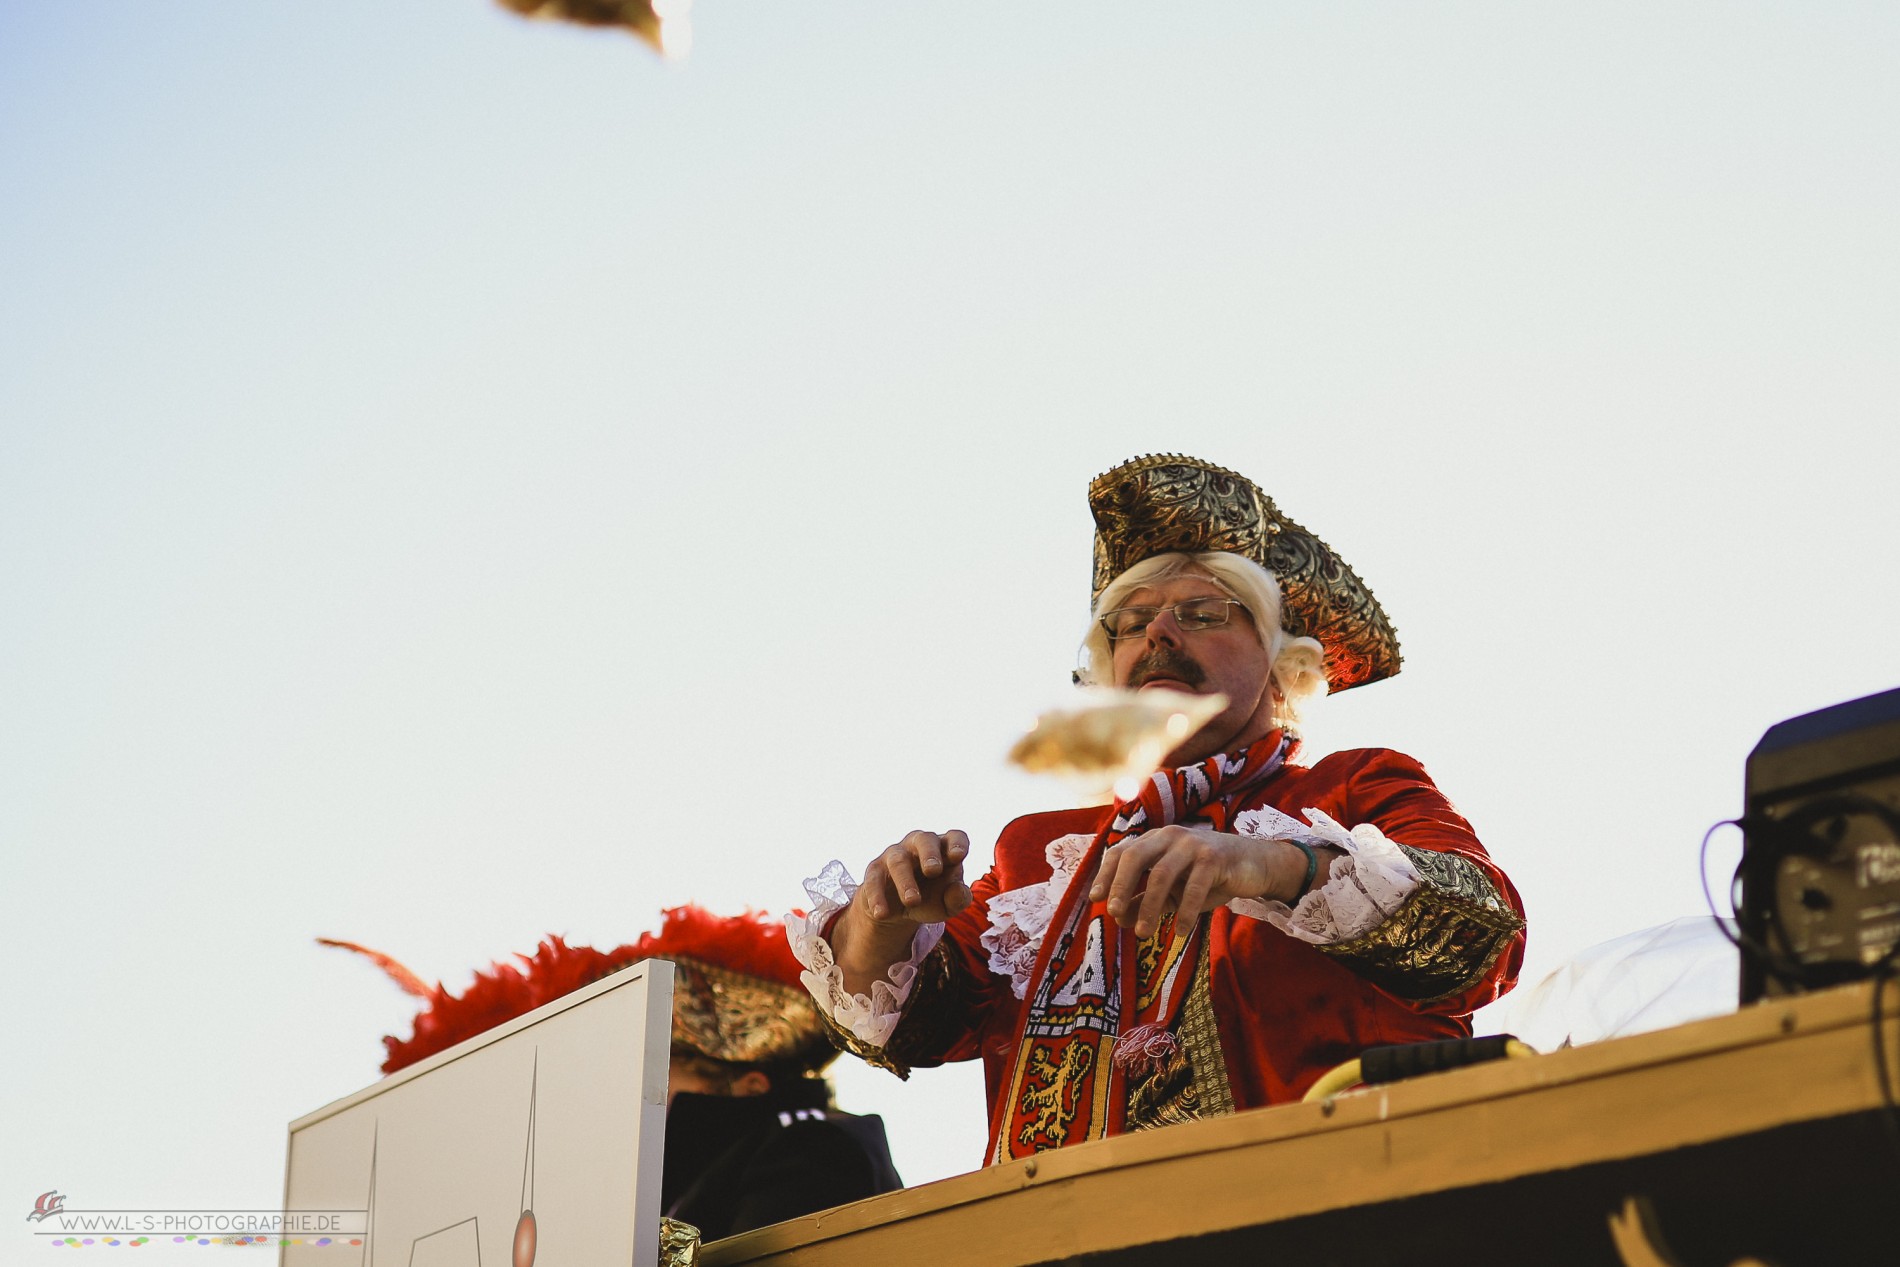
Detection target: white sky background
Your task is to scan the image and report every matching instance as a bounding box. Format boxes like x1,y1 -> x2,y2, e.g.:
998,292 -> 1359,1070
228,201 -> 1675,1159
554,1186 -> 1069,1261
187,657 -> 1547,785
3,0 -> 1898,1248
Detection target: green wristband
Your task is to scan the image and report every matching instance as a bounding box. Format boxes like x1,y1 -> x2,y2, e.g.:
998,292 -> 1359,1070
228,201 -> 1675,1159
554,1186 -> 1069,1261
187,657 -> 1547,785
1288,840 -> 1320,903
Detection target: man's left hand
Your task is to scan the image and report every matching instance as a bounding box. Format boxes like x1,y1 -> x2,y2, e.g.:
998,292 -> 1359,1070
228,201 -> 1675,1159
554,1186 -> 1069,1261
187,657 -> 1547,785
1088,826 -> 1334,939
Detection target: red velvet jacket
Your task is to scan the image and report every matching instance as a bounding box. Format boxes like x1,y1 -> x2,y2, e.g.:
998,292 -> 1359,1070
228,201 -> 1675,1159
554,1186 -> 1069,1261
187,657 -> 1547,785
877,748 -> 1526,1137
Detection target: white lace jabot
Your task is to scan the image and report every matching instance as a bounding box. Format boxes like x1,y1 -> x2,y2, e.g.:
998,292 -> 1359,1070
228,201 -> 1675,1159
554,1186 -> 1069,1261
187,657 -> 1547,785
979,833 -> 1094,999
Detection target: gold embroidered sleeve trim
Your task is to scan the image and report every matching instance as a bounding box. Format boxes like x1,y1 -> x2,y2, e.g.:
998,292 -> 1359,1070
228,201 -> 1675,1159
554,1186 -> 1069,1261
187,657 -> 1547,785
1317,849 -> 1524,1003
1393,843 -> 1514,914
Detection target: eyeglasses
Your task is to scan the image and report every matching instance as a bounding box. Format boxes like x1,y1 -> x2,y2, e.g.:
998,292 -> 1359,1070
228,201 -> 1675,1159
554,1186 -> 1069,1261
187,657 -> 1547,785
1099,597 -> 1249,642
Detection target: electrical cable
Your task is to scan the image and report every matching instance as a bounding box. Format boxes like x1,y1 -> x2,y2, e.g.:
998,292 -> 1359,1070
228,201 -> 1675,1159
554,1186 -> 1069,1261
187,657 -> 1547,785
1696,816 -> 1790,983
1703,808 -> 1900,1169
1697,817 -> 1748,952
1868,948 -> 1900,1165
1300,1038 -> 1537,1104
1699,801 -> 1900,995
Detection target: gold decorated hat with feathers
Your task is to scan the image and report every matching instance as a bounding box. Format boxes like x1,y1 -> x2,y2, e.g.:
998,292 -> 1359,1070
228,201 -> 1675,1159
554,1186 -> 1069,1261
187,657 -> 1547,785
324,907 -> 834,1076
1088,453 -> 1402,691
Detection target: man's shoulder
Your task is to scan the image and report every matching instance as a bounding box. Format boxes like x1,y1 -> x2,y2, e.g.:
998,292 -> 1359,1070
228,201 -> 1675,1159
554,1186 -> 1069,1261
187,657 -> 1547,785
1295,746 -> 1430,775
749,1109 -> 893,1168
1274,746 -> 1436,796
993,806 -> 1107,858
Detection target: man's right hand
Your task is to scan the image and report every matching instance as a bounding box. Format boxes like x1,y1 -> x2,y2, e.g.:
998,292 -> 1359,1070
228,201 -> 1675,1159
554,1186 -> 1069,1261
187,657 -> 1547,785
830,830 -> 973,999
856,829 -> 974,925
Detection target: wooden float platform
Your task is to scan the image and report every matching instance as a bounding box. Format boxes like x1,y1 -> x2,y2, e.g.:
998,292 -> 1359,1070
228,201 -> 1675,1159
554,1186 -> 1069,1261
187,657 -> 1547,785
706,981 -> 1900,1266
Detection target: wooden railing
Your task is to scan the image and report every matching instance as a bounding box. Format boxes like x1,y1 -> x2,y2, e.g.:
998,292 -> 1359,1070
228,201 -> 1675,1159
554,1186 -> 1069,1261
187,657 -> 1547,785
705,981 -> 1900,1267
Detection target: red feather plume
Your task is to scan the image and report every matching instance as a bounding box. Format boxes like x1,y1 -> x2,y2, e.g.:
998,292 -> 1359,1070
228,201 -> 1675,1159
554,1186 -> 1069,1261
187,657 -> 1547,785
317,938 -> 432,998
624,904 -> 806,988
325,907 -> 804,1076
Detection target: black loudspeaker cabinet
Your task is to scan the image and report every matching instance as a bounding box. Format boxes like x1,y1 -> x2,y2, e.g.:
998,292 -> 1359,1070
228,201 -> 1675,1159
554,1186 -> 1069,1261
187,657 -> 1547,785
1740,686 -> 1900,1004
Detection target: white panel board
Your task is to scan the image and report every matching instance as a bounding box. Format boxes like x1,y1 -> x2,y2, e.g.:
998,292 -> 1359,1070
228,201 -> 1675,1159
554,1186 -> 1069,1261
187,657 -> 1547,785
283,960 -> 673,1267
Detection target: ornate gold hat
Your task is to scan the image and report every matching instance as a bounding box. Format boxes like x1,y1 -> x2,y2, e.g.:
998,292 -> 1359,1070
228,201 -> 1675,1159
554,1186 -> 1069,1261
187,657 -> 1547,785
1088,453 -> 1401,691
668,953 -> 835,1070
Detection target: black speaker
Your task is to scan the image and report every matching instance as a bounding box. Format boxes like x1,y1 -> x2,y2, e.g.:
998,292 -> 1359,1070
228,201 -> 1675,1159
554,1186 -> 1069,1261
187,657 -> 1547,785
1739,687 -> 1900,1004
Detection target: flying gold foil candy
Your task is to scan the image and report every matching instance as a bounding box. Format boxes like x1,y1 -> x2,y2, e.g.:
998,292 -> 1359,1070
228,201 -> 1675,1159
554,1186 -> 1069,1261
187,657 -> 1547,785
1008,688 -> 1226,802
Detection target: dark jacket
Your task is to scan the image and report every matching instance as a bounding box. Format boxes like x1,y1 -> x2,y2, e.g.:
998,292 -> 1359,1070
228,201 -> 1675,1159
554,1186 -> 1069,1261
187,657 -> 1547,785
661,1080 -> 903,1241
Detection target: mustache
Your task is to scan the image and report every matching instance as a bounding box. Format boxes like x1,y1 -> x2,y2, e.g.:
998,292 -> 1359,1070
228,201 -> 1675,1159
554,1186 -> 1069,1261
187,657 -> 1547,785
1128,646 -> 1206,690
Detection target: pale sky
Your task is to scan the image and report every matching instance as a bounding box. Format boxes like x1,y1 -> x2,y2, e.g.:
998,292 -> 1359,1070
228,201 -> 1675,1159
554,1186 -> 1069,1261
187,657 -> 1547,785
4,0 -> 1898,1251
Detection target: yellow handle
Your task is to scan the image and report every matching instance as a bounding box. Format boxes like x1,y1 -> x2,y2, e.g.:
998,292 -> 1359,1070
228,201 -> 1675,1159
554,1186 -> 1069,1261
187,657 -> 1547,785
1301,1039 -> 1536,1104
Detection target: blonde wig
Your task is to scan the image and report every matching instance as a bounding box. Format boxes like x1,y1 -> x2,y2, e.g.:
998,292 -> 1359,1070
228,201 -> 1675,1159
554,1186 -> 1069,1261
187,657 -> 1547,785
1076,551 -> 1329,732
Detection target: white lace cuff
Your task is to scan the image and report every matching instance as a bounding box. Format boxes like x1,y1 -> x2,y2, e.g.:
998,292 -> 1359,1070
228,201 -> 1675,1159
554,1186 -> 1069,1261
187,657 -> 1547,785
784,860 -> 944,1048
1226,806 -> 1423,945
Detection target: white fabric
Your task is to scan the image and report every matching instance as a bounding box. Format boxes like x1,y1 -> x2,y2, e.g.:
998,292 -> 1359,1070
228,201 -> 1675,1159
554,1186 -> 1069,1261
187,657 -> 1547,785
979,833 -> 1094,1000
784,860 -> 943,1048
1504,917 -> 1739,1051
1226,806 -> 1422,944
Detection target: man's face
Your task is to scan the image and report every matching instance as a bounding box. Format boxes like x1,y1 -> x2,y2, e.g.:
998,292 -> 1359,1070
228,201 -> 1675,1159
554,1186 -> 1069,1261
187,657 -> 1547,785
666,1052 -> 772,1105
667,1053 -> 728,1105
1108,569 -> 1278,764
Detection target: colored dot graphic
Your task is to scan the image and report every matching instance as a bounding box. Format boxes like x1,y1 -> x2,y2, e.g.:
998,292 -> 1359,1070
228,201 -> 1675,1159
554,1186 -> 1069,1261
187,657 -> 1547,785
51,1232 -> 356,1249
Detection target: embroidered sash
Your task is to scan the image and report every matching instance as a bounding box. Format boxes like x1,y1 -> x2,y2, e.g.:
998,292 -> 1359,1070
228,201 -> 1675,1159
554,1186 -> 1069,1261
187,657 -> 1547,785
991,732 -> 1293,1162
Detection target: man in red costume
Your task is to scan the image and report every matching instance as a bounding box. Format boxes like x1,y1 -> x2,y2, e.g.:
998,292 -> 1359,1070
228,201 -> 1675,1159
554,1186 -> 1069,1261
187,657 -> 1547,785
786,454 -> 1526,1165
